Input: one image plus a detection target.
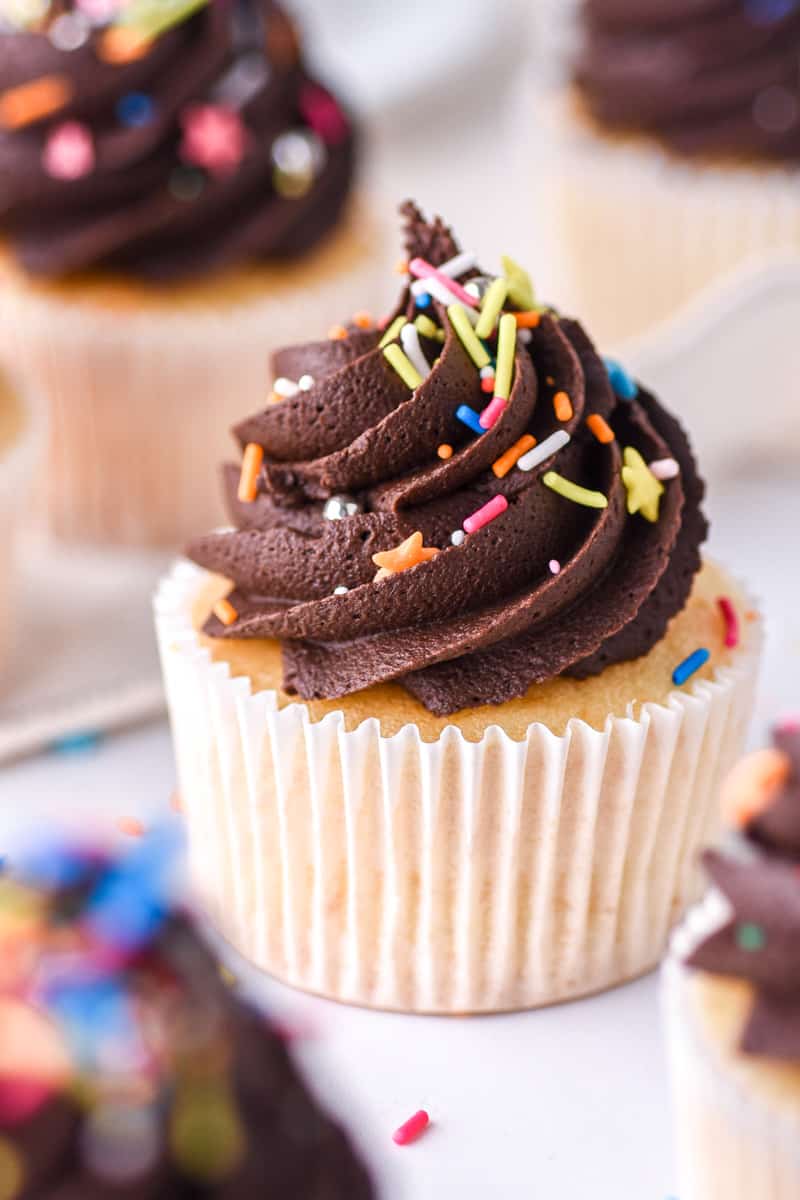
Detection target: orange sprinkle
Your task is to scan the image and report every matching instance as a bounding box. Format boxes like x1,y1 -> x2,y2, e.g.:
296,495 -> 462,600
546,376 -> 555,386
437,444 -> 453,460
513,311 -> 541,329
722,748 -> 790,831
746,610 -> 758,622
237,443 -> 264,503
353,311 -> 373,329
97,27 -> 153,64
118,816 -> 145,838
586,414 -> 615,444
213,598 -> 238,626
492,434 -> 536,478
0,75 -> 72,129
553,391 -> 573,422
395,258 -> 409,275
328,324 -> 348,341
372,531 -> 439,578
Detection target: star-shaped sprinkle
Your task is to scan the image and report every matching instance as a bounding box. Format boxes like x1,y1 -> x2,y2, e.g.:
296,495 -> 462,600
501,255 -> 535,311
179,104 -> 247,176
43,121 -> 95,180
621,446 -> 664,522
372,531 -> 439,580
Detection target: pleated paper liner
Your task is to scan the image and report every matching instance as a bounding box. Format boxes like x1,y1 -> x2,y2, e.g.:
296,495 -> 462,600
156,560 -> 762,1014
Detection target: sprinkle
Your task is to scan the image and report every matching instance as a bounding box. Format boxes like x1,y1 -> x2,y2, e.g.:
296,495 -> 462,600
213,598 -> 238,627
400,323 -> 432,380
116,91 -> 155,128
328,324 -> 348,341
180,103 -> 247,176
604,357 -> 638,400
621,446 -> 664,522
378,315 -> 405,349
450,530 -> 465,546
393,1110 -> 430,1147
43,121 -> 95,180
501,255 -> 535,310
0,74 -> 72,129
493,313 -> 517,401
722,747 -> 790,830
672,647 -> 710,686
492,434 -> 536,478
479,365 -> 495,379
299,82 -> 348,145
480,376 -> 495,394
414,314 -> 444,342
463,494 -> 508,534
298,374 -> 315,391
455,405 -> 485,436
410,250 -> 476,296
517,430 -> 570,472
586,414 -> 614,444
736,922 -> 767,952
117,816 -> 145,838
49,12 -> 91,52
513,311 -> 541,329
50,730 -> 103,755
437,444 -> 453,460
353,311 -> 373,329
170,791 -> 183,813
479,396 -> 507,430
415,291 -> 432,309
447,304 -> 491,369
549,559 -> 561,574
649,457 -> 680,481
333,585 -> 349,595
409,257 -> 478,308
395,258 -> 409,274
383,343 -> 423,390
237,443 -> 264,503
474,278 -> 508,339
718,596 -> 740,648
517,328 -> 533,346
553,391 -> 573,422
372,531 -> 438,575
543,472 -> 608,509
274,377 -> 300,397
97,27 -> 152,64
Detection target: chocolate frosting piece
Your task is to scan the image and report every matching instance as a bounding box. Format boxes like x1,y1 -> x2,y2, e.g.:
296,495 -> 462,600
576,0 -> 800,160
689,724 -> 800,1063
0,837 -> 375,1197
188,204 -> 708,715
0,1 -> 356,279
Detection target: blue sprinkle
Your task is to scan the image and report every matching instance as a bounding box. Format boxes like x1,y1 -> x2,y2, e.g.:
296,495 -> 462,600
604,357 -> 638,401
672,648 -> 710,687
744,0 -> 798,24
116,91 -> 155,128
50,730 -> 103,755
415,292 -> 432,309
455,405 -> 485,436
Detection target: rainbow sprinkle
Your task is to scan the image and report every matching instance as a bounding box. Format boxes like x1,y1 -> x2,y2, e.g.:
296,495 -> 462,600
455,405 -> 485,436
492,434 -> 536,478
474,278 -> 509,340
493,313 -> 517,401
718,596 -> 740,648
604,358 -> 638,401
378,315 -> 405,349
479,396 -> 507,430
543,471 -> 608,509
517,430 -> 570,472
383,343 -> 423,390
409,257 -> 478,308
393,1110 -> 430,1147
448,304 -> 491,369
672,648 -> 710,686
400,323 -> 432,380
463,494 -> 508,534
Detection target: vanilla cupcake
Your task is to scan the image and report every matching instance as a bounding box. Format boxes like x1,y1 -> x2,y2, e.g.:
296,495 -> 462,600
664,721 -> 800,1200
155,202 -> 762,1013
0,0 -> 384,546
538,0 -> 800,346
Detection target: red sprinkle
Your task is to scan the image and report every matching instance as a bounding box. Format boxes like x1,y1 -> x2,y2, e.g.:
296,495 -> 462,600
393,1110 -> 430,1146
718,596 -> 739,649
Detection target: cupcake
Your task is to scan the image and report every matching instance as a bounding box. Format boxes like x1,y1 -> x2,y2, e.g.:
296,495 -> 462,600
155,201 -> 762,1014
0,0 -> 383,547
537,0 -> 800,347
664,720 -> 800,1200
0,829 -> 375,1196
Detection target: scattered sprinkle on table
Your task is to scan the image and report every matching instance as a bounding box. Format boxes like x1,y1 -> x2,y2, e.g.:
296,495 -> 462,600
672,648 -> 710,687
393,1110 -> 430,1146
718,596 -> 740,648
463,494 -> 508,534
543,471 -> 608,509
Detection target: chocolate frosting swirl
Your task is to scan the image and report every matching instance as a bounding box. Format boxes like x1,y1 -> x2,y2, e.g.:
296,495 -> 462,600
0,1 -> 355,278
189,203 -> 708,716
688,722 -> 800,1062
576,0 -> 800,159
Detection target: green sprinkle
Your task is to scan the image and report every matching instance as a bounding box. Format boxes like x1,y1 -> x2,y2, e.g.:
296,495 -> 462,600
383,343 -> 423,390
736,922 -> 767,952
447,303 -> 491,369
414,314 -> 445,342
543,471 -> 608,509
378,315 -> 406,349
475,278 -> 508,340
501,254 -> 535,311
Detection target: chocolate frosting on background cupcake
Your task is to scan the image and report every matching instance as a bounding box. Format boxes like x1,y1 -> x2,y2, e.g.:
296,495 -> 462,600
576,0 -> 800,159
0,0 -> 356,278
189,203 -> 708,716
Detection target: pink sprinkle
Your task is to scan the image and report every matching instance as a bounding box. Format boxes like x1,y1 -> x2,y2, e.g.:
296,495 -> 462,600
393,1110 -> 430,1146
549,559 -> 561,574
717,596 -> 739,649
299,82 -> 348,145
43,121 -> 95,181
479,396 -> 507,430
777,713 -> 800,734
463,494 -> 508,534
180,104 -> 247,176
409,258 -> 479,308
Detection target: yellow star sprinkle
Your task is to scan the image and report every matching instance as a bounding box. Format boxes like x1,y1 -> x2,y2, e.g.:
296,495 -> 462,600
501,255 -> 536,312
621,447 -> 664,523
372,531 -> 439,580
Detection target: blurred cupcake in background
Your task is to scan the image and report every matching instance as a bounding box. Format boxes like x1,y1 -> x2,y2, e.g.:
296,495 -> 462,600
664,719 -> 800,1200
537,0 -> 800,346
0,0 -> 384,547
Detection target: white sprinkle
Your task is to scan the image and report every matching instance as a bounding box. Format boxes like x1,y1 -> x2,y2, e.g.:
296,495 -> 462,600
516,328 -> 532,346
648,457 -> 680,481
333,585 -> 349,595
410,250 -> 477,296
49,11 -> 90,50
298,374 -> 315,391
517,430 -> 571,472
418,275 -> 480,314
549,559 -> 561,574
450,530 -> 465,546
273,377 -> 300,398
400,324 -> 431,380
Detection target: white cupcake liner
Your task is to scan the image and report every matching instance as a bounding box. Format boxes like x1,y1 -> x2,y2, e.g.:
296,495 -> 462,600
155,559 -> 762,1013
533,89 -> 800,347
663,958 -> 800,1200
0,203 -> 387,549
